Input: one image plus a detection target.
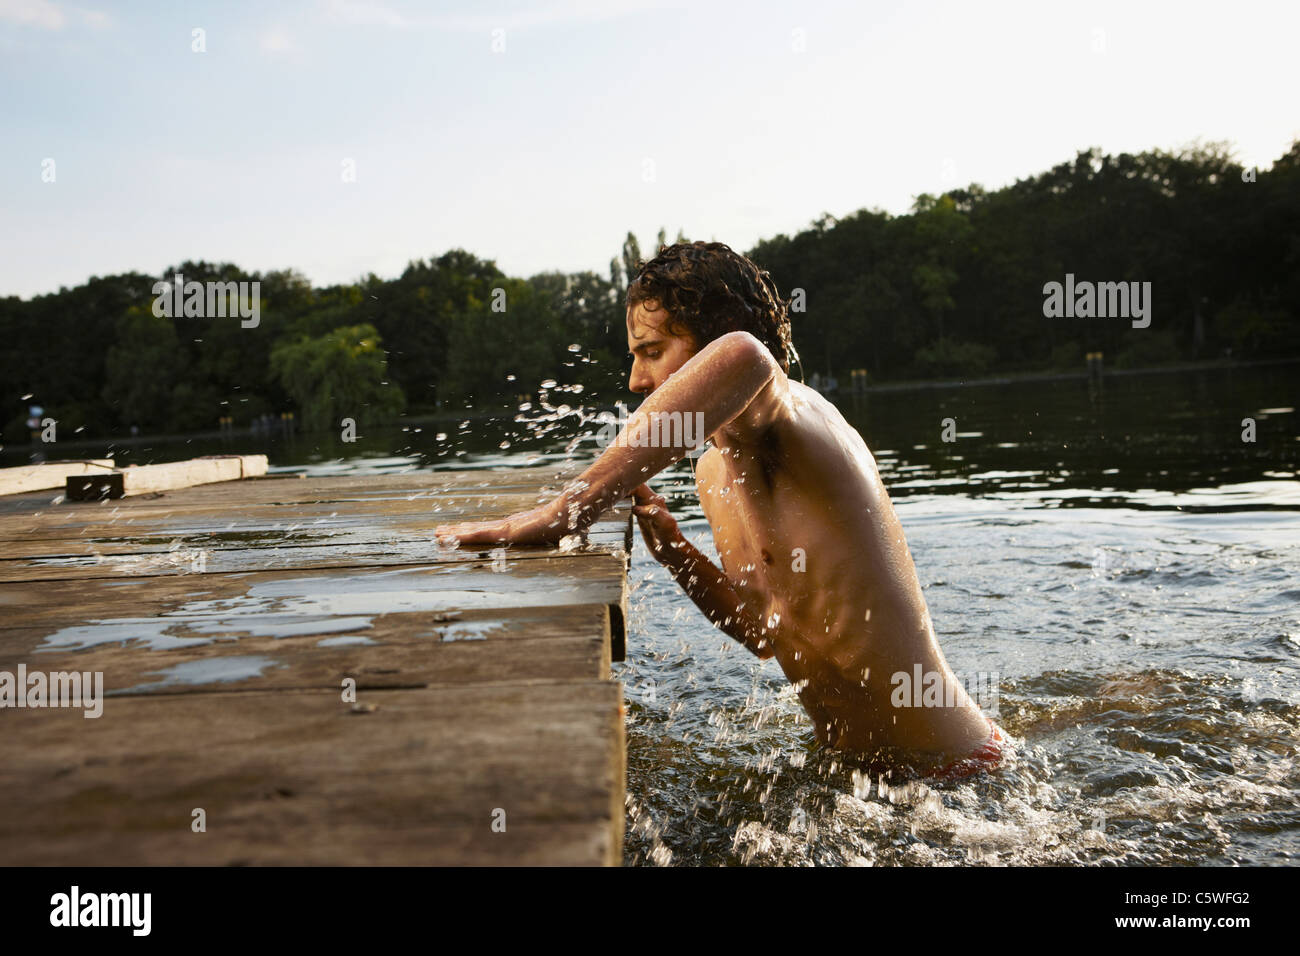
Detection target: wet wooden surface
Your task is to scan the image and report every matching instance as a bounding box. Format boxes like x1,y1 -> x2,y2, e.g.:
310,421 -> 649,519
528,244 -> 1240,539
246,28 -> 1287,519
0,463 -> 631,866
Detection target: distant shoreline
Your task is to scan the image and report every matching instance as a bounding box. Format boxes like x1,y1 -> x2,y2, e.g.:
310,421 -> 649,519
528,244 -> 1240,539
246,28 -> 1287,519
830,355 -> 1300,395
6,356 -> 1297,457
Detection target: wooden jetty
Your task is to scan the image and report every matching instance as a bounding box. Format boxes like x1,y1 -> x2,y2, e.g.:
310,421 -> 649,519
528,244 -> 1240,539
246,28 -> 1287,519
0,462 -> 631,866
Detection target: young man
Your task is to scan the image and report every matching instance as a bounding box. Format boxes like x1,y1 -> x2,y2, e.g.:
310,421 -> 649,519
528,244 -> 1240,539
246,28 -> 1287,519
436,241 -> 1010,781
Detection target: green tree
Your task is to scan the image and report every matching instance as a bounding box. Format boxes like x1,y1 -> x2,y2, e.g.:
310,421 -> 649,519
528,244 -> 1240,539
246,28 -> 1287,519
270,323 -> 405,432
102,305 -> 189,430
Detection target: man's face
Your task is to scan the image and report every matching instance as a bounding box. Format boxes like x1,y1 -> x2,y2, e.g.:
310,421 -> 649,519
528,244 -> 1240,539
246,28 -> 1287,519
626,300 -> 699,398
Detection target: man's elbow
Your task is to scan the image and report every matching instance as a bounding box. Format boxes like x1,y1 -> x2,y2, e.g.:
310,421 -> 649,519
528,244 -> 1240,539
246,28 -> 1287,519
713,330 -> 779,390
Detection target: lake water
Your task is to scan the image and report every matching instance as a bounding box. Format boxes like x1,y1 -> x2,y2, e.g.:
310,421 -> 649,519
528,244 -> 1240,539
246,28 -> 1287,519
17,362 -> 1299,865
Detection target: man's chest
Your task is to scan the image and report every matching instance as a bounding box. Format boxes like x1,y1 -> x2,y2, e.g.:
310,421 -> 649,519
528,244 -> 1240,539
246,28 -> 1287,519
703,467 -> 803,604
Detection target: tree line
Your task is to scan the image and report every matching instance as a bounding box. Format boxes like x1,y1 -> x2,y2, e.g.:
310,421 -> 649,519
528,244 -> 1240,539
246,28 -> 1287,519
2,139 -> 1296,440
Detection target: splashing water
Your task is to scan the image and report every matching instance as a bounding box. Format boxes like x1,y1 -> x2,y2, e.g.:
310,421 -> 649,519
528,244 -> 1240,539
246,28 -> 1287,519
617,472 -> 1300,865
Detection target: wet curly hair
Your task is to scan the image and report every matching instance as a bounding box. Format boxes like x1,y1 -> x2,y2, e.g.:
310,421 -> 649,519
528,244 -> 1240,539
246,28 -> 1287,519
625,241 -> 797,374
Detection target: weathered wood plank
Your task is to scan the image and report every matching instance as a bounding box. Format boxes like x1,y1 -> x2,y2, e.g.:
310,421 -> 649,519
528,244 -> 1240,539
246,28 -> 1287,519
39,461 -> 584,506
0,462 -> 589,514
66,455 -> 269,500
0,515 -> 631,556
0,681 -> 625,865
0,554 -> 629,662
144,463 -> 586,502
0,491 -> 629,541
0,604 -> 612,693
10,821 -> 617,867
0,528 -> 630,580
0,459 -> 114,496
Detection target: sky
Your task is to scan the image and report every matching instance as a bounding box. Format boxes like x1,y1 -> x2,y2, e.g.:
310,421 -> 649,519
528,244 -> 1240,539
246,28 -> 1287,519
1,0 -> 1296,300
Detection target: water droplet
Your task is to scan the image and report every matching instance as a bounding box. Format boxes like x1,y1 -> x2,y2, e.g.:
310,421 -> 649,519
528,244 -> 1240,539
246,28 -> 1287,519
435,432 -> 447,441
568,343 -> 581,352
540,379 -> 557,389
506,374 -> 516,381
499,440 -> 511,449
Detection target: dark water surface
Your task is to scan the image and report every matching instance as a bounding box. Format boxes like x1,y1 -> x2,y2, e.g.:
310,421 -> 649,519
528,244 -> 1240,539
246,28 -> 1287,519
13,363 -> 1298,865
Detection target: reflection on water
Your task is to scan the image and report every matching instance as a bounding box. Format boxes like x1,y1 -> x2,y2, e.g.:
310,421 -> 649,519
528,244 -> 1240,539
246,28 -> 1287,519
111,655 -> 286,695
18,362 -> 1299,865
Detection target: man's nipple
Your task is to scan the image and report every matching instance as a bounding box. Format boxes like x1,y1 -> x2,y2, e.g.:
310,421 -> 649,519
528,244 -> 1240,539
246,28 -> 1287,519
761,548 -> 774,565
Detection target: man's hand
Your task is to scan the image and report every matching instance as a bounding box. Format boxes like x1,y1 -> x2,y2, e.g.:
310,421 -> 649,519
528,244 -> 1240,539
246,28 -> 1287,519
632,483 -> 684,563
632,482 -> 773,659
435,500 -> 575,548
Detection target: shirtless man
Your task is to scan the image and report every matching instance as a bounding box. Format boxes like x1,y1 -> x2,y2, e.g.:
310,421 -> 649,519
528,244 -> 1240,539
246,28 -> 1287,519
435,241 -> 1010,781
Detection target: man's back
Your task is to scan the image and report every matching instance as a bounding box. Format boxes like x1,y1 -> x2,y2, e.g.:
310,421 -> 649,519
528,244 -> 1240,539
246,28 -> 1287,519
694,379 -> 995,773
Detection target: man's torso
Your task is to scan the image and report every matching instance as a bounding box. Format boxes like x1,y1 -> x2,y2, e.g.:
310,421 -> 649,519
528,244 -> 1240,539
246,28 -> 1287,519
693,379 -> 992,766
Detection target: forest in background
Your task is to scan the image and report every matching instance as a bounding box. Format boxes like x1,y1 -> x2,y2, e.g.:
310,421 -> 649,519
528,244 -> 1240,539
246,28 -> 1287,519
2,139 -> 1297,440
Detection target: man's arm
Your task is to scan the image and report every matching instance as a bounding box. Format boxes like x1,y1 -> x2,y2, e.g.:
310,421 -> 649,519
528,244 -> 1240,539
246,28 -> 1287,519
633,484 -> 775,659
436,331 -> 780,546
661,534 -> 777,659
558,330 -> 780,528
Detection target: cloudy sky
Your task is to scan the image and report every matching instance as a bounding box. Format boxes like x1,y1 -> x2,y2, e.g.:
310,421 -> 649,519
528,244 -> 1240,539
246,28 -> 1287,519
2,0 -> 1296,299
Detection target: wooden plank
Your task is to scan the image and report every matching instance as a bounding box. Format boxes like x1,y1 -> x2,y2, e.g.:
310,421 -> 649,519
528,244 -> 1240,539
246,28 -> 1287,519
0,492 -> 568,531
66,454 -> 269,500
0,463 -> 589,515
4,461 -> 592,514
0,498 -> 631,555
132,464 -> 586,503
0,554 -> 629,662
10,821 -> 616,867
0,604 -> 613,693
0,681 -> 625,865
0,459 -> 115,496
0,490 -> 628,541
0,554 -> 627,626
0,515 -> 631,555
50,462 -> 585,507
0,528 -> 630,580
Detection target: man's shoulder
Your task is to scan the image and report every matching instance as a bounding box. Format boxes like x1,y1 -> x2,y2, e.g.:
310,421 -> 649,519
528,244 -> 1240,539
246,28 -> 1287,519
771,380 -> 839,441
769,380 -> 870,475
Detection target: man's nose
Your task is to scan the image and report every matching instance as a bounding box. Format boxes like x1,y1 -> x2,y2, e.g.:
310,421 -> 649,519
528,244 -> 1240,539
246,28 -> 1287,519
628,365 -> 653,396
